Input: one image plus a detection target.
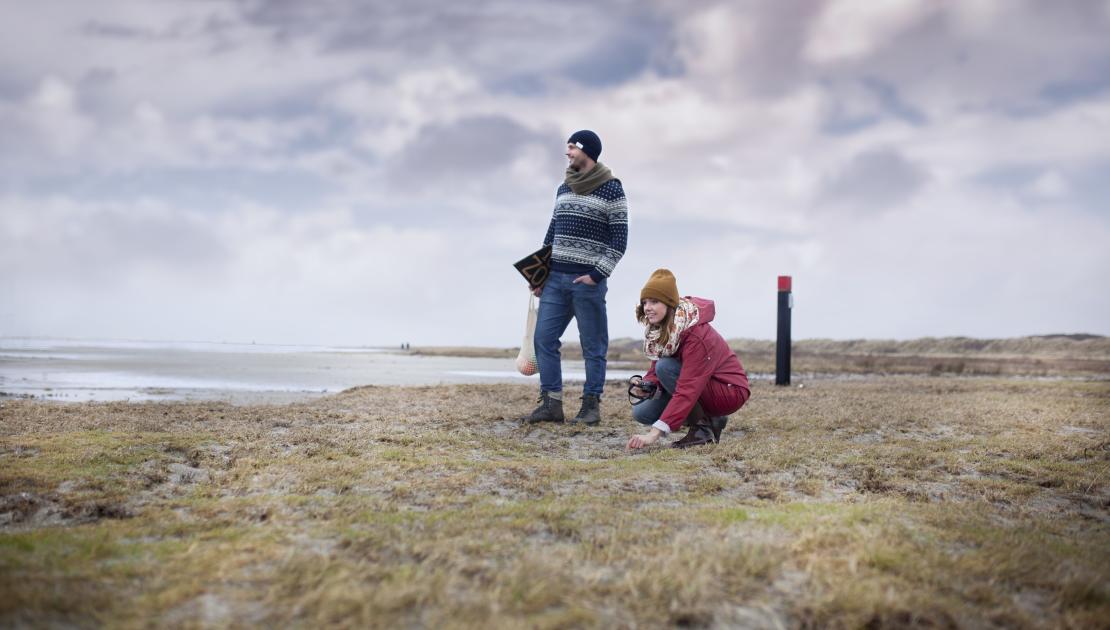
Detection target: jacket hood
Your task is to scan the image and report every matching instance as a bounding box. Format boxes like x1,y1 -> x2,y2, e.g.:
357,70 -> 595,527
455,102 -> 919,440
687,296 -> 715,325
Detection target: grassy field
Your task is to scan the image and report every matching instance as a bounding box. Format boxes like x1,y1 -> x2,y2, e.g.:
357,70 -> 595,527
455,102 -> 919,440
2,376 -> 1108,628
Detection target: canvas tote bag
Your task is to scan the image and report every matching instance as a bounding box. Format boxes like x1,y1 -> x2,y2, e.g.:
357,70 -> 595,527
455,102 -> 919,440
515,293 -> 539,376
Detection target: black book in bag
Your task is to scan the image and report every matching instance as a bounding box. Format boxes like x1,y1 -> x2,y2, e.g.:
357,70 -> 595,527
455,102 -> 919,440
513,245 -> 551,289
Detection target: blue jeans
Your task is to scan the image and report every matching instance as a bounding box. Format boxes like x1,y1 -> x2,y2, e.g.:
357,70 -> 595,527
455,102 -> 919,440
631,357 -> 681,425
534,271 -> 608,396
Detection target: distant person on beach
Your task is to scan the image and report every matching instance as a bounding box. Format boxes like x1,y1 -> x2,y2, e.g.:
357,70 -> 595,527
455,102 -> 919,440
526,130 -> 628,426
626,269 -> 750,449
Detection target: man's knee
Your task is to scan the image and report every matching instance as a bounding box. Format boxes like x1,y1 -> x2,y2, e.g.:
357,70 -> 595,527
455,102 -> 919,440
535,330 -> 561,347
580,337 -> 608,359
534,318 -> 564,346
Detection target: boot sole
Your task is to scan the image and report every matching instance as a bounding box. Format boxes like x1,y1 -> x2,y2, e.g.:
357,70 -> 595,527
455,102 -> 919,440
672,427 -> 719,449
525,417 -> 565,424
672,438 -> 716,449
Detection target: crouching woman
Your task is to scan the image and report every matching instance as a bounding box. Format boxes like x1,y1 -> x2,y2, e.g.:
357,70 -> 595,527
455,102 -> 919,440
626,269 -> 750,450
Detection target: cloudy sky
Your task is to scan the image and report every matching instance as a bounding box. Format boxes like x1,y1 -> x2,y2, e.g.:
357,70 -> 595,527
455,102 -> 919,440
2,0 -> 1108,347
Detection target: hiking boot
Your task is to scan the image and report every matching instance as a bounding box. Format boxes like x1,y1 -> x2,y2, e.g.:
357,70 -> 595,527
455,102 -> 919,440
671,402 -> 717,449
671,422 -> 716,449
571,394 -> 601,426
526,391 -> 564,423
710,415 -> 729,442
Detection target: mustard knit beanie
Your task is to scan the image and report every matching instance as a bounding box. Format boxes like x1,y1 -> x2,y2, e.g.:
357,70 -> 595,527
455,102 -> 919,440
640,268 -> 679,308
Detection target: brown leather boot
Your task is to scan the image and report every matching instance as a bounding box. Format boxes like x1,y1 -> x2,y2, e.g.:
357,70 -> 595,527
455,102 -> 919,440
673,422 -> 716,448
709,415 -> 729,442
671,402 -> 716,449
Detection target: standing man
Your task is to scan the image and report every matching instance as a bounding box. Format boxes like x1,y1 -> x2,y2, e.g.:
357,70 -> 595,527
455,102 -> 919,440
527,130 -> 628,426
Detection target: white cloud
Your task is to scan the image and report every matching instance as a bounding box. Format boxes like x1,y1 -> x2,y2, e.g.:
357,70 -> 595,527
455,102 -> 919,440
804,0 -> 934,64
327,68 -> 485,158
672,4 -> 757,80
859,3 -> 1110,116
908,97 -> 1110,180
948,0 -> 1005,34
1,81 -> 334,177
1029,171 -> 1070,199
0,1 -> 372,120
23,76 -> 94,156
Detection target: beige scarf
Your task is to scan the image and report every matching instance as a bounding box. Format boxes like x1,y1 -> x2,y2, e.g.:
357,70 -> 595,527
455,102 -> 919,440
642,298 -> 699,360
565,162 -> 614,195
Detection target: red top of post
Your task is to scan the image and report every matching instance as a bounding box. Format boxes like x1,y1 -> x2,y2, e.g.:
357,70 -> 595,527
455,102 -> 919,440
778,275 -> 792,292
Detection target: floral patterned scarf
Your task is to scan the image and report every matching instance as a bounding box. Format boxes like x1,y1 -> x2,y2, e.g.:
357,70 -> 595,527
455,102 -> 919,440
642,298 -> 699,360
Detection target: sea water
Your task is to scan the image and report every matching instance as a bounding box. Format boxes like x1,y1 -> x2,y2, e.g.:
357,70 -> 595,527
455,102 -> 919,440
0,338 -> 640,403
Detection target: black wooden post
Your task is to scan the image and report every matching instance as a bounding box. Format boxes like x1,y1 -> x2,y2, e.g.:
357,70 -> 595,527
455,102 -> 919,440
776,275 -> 792,386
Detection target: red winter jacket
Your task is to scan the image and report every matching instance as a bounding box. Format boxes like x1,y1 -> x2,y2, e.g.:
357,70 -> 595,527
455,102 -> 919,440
642,297 -> 750,432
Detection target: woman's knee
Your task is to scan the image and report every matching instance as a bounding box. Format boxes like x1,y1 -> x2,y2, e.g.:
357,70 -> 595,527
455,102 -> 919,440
631,403 -> 658,425
655,357 -> 681,389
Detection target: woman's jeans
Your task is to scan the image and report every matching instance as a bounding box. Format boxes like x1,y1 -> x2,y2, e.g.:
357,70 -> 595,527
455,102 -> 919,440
631,357 -> 681,425
534,271 -> 608,397
631,357 -> 749,426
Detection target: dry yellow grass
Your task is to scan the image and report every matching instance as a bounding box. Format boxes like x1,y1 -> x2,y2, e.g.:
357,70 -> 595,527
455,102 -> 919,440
2,377 -> 1108,628
417,335 -> 1110,376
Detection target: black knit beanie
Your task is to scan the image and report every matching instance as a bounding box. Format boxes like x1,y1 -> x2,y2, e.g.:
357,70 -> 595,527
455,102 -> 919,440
567,130 -> 602,162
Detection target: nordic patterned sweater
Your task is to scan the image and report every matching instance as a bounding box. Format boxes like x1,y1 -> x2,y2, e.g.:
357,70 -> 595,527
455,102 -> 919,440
543,179 -> 628,283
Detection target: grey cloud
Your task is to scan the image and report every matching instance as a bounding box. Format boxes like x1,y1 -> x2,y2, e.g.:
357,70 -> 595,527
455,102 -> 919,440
79,66 -> 118,87
386,115 -> 554,185
81,14 -> 219,42
973,164 -> 1041,191
820,78 -> 928,136
860,78 -> 927,126
822,2 -> 1110,115
238,0 -> 564,53
0,78 -> 28,100
823,148 -> 928,212
727,0 -> 823,97
820,109 -> 881,136
82,20 -> 158,40
561,14 -> 674,87
973,160 -> 1110,215
236,0 -> 677,90
650,0 -> 825,97
1039,56 -> 1110,106
487,74 -> 547,97
375,115 -> 567,228
19,168 -> 333,214
663,0 -> 1109,123
673,1 -> 1108,110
